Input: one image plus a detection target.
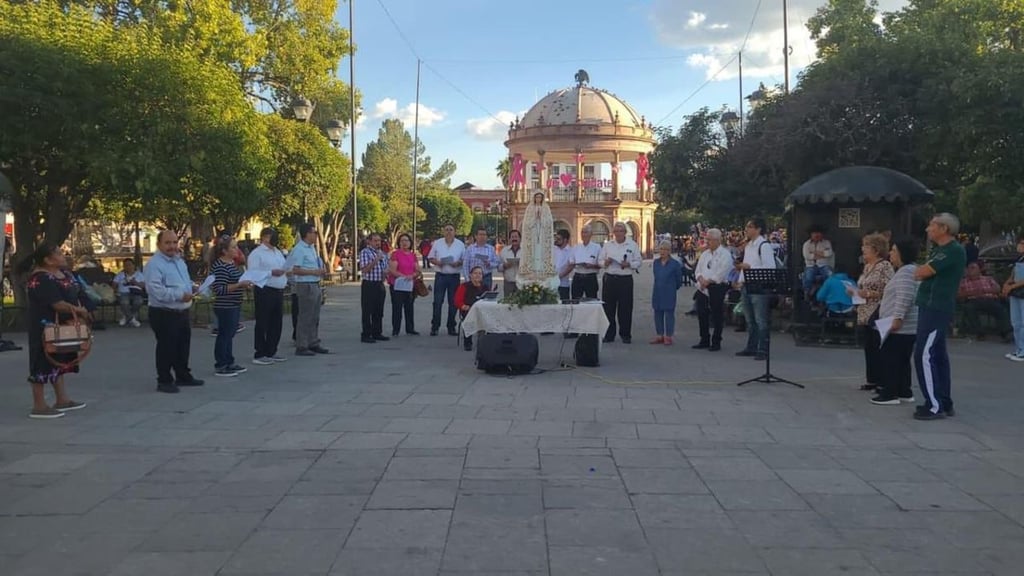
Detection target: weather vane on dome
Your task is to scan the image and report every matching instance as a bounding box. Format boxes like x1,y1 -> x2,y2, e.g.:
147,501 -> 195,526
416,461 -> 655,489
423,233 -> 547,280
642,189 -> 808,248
574,69 -> 590,87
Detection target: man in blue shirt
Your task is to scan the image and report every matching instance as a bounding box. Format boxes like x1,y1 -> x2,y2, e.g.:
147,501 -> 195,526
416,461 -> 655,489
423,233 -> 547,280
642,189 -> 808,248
144,231 -> 204,393
816,267 -> 855,314
463,227 -> 499,290
285,223 -> 329,356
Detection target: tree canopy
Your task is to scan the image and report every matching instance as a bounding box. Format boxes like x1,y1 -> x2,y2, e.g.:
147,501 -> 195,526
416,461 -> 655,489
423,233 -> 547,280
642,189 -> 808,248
652,0 -> 1024,233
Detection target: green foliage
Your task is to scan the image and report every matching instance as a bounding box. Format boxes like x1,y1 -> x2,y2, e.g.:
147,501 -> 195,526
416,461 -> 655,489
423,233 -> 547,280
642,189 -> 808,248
653,0 -> 1024,233
419,192 -> 473,238
261,114 -> 351,223
359,119 -> 457,240
500,283 -> 560,308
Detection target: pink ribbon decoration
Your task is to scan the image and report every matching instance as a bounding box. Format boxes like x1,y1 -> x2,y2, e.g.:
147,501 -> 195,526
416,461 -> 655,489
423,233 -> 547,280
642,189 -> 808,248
635,153 -> 649,189
574,152 -> 585,164
509,154 -> 526,187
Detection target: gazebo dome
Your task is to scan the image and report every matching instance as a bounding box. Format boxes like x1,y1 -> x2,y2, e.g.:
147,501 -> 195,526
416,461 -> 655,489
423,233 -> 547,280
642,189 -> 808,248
521,86 -> 644,128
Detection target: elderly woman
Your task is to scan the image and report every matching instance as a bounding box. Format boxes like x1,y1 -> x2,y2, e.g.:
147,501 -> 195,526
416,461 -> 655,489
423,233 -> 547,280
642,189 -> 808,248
22,242 -> 90,419
849,233 -> 895,391
651,240 -> 683,345
871,237 -> 920,405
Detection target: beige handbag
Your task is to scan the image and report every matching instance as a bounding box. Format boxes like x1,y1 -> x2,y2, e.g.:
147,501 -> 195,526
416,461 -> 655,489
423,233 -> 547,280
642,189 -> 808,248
43,315 -> 93,369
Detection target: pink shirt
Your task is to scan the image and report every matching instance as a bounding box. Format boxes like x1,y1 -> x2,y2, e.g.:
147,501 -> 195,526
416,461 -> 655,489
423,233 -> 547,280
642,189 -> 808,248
388,249 -> 417,285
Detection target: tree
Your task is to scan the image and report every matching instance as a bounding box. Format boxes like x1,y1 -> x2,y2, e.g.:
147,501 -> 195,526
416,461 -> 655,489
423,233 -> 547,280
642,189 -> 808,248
495,157 -> 510,189
359,119 -> 457,241
807,0 -> 882,57
261,115 -> 350,223
418,192 -> 473,238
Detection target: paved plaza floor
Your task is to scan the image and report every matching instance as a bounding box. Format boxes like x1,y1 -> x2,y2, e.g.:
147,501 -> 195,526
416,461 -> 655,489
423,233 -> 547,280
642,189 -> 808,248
1,269 -> 1023,575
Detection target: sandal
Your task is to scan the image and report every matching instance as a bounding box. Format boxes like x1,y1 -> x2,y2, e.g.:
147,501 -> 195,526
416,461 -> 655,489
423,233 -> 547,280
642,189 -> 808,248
29,407 -> 65,419
55,401 -> 87,412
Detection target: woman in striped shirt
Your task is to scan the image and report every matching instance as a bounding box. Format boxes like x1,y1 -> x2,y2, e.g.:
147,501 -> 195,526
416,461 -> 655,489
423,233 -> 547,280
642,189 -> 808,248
210,237 -> 253,377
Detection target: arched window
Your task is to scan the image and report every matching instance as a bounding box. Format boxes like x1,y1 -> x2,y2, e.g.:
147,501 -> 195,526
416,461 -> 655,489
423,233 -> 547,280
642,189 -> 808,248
553,220 -> 573,239
589,220 -> 610,245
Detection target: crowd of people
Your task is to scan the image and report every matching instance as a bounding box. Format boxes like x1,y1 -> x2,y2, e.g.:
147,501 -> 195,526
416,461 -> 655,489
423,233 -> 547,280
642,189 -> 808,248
18,210 -> 1024,423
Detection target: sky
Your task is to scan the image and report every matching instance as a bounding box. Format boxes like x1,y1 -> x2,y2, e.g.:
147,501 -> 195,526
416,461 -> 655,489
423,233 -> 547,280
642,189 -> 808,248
339,0 -> 907,189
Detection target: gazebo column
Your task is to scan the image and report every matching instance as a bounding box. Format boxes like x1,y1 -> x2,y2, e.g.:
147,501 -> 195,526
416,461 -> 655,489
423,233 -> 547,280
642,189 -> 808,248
612,151 -> 621,200
538,150 -> 548,201
575,152 -> 584,203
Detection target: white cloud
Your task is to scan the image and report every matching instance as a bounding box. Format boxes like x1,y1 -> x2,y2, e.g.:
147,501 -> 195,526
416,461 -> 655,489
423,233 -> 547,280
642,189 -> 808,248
650,0 -> 908,82
370,97 -> 446,127
465,110 -> 520,141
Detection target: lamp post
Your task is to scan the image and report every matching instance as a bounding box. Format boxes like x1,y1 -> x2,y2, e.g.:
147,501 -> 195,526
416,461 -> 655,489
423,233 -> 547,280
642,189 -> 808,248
719,111 -> 740,147
290,97 -> 316,219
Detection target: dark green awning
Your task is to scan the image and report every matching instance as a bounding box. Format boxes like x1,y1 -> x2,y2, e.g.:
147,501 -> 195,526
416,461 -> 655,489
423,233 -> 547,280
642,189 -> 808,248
787,166 -> 934,206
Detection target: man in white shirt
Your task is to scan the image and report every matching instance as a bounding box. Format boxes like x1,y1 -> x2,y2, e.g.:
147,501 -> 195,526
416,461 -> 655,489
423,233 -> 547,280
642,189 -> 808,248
112,258 -> 145,327
247,227 -> 289,364
554,229 -> 573,301
571,225 -> 602,299
498,229 -> 522,296
736,218 -> 777,360
599,222 -> 643,343
693,229 -> 734,351
427,224 -> 466,336
801,225 -> 835,296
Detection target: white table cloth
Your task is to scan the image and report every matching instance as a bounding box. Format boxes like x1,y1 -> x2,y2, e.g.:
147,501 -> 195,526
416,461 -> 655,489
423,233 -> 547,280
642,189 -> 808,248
461,301 -> 609,336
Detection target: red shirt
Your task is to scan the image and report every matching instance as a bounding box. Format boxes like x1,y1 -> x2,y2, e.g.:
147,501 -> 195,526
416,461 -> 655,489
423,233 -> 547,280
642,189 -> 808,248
959,275 -> 1000,300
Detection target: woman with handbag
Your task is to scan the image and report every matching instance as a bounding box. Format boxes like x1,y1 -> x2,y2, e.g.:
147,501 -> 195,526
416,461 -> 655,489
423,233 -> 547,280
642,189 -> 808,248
387,233 -> 420,336
848,233 -> 895,391
22,242 -> 90,419
1004,235 -> 1024,362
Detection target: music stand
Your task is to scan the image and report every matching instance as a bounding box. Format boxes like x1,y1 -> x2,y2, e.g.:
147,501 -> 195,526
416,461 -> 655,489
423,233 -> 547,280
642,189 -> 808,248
735,268 -> 803,389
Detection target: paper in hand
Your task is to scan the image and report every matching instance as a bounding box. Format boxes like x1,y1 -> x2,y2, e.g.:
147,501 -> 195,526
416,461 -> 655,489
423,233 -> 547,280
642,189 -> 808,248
394,276 -> 414,292
874,316 -> 896,347
240,269 -> 271,288
196,275 -> 216,295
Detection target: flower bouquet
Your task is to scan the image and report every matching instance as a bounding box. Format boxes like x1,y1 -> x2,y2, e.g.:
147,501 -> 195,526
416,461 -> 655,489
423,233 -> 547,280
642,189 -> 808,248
501,283 -> 560,308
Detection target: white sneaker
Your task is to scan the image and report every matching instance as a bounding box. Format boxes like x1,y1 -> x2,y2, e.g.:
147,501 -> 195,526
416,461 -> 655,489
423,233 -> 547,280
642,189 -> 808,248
118,317 -> 127,327
1009,354 -> 1024,363
130,318 -> 141,328
899,396 -> 916,403
269,355 -> 288,363
253,357 -> 274,365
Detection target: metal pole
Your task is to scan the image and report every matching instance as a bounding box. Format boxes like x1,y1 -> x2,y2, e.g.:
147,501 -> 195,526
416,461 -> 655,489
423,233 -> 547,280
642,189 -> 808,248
783,0 -> 790,94
411,58 -> 421,244
738,50 -> 744,135
348,0 -> 358,281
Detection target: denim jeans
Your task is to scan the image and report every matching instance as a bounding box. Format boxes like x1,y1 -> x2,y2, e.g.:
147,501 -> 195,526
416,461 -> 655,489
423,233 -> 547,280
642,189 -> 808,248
432,273 -> 461,332
213,307 -> 240,369
741,290 -> 771,354
802,265 -> 832,294
1010,296 -> 1024,356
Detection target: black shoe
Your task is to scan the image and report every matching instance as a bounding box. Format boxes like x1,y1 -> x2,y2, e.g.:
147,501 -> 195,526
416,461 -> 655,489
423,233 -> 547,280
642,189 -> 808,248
692,342 -> 710,349
176,379 -> 204,387
156,383 -> 180,394
373,335 -> 390,342
859,384 -> 878,391
753,353 -> 767,361
430,330 -> 439,336
621,338 -> 632,344
565,333 -> 579,339
870,395 -> 900,406
944,406 -> 955,417
311,346 -> 330,354
708,345 -> 721,352
602,336 -> 615,343
360,337 -> 377,344
448,329 -> 458,336
296,348 -> 316,356
735,350 -> 756,357
913,410 -> 946,421
392,331 -> 399,337
407,331 -> 420,335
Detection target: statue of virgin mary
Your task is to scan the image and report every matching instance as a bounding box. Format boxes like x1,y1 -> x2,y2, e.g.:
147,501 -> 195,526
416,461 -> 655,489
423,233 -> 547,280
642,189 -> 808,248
517,192 -> 558,289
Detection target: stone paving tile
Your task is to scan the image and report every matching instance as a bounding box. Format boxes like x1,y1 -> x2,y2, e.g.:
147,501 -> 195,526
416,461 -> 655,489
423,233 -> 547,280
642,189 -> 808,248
705,479 -> 810,510
619,467 -> 709,494
444,418 -> 512,435
137,511 -> 265,552
546,508 -> 647,548
466,447 -> 539,469
260,495 -> 365,530
509,420 -> 574,437
689,456 -> 778,480
0,453 -> 97,474
331,547 -> 443,576
610,447 -> 688,468
775,468 -> 879,495
872,481 -> 990,511
328,432 -> 407,450
366,480 -> 459,509
572,421 -> 638,439
346,510 -> 452,548
7,531 -> 148,576
548,545 -> 660,576
108,551 -> 232,576
646,527 -> 768,573
383,456 -> 464,480
758,548 -> 880,575
543,477 -> 632,509
221,529 -> 347,574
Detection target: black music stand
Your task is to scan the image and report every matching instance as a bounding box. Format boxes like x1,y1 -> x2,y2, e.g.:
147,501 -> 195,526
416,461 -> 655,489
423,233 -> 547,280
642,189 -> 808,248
735,268 -> 803,389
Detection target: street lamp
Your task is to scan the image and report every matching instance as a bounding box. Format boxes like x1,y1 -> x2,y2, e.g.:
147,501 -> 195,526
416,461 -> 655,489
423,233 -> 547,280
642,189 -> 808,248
719,111 -> 740,145
325,119 -> 345,144
747,83 -> 768,111
291,97 -> 314,122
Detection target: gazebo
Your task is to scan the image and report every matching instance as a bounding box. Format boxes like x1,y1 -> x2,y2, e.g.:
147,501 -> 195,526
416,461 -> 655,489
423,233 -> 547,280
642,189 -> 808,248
787,166 -> 934,279
504,70 -> 658,254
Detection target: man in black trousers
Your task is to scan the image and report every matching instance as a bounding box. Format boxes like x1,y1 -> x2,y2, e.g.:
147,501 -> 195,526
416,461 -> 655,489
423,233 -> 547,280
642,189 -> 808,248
359,233 -> 390,343
599,222 -> 642,343
247,227 -> 288,364
692,228 -> 734,351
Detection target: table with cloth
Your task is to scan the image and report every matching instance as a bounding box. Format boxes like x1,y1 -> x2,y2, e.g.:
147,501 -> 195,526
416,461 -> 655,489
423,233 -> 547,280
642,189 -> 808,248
461,301 -> 610,363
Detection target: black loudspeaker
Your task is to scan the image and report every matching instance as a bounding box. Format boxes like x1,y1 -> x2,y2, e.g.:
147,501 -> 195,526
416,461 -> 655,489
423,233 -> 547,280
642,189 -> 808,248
475,333 -> 539,374
574,334 -> 599,367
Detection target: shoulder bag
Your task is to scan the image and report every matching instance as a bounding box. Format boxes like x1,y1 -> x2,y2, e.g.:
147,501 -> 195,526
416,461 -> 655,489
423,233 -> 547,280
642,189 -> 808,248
42,314 -> 93,369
